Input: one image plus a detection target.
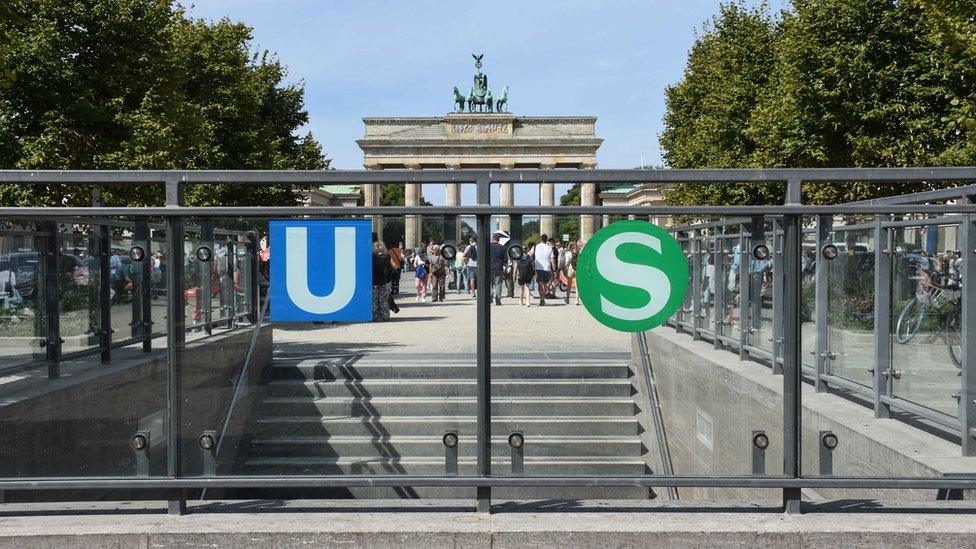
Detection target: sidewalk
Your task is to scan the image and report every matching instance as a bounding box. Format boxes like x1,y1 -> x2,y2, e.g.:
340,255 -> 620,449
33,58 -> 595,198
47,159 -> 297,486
1,499 -> 974,548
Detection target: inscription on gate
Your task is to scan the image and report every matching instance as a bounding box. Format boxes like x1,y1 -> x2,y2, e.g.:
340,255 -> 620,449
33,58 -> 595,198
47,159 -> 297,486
452,123 -> 508,134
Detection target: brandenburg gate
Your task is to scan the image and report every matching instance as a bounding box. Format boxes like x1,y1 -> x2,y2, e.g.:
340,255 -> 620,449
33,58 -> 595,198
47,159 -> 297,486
356,55 -> 602,249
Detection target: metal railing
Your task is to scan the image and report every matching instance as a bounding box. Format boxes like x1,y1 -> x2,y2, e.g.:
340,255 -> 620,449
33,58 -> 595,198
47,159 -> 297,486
667,184 -> 976,453
0,167 -> 974,516
0,218 -> 259,377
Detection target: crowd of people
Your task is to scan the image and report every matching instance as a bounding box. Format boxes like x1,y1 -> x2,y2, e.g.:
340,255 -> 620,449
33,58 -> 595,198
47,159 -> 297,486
394,232 -> 584,310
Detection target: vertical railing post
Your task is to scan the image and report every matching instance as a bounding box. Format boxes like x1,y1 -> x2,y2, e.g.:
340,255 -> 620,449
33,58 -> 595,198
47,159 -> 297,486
713,231 -> 726,350
814,215 -> 832,392
134,220 -> 152,352
873,216 -> 892,418
959,213 -> 976,456
90,186 -> 112,362
748,218 -> 766,355
675,230 -> 685,333
475,175 -> 492,513
782,179 -> 803,514
200,219 -> 214,335
738,223 -> 749,358
165,178 -> 187,515
246,231 -> 259,324
40,221 -> 61,379
227,238 -> 237,328
691,229 -> 703,341
771,218 -> 784,375
97,222 -> 112,362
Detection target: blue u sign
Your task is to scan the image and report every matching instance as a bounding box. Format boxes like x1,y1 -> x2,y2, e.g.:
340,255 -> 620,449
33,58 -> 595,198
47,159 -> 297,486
270,220 -> 373,322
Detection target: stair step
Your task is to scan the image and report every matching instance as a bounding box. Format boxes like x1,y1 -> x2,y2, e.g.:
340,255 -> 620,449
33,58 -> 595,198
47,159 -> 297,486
254,416 -> 639,437
248,435 -> 642,458
242,456 -> 648,476
266,379 -> 633,398
260,396 -> 637,417
270,362 -> 633,381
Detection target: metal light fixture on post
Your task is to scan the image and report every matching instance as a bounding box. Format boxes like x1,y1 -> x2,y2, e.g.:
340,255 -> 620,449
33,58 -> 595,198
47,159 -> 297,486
752,431 -> 768,476
443,431 -> 459,476
128,245 -> 146,262
509,431 -> 524,475
819,431 -> 838,476
131,432 -> 150,477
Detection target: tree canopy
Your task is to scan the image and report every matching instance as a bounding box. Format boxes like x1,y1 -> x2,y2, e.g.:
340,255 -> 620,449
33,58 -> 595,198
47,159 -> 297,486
660,0 -> 976,205
0,0 -> 327,207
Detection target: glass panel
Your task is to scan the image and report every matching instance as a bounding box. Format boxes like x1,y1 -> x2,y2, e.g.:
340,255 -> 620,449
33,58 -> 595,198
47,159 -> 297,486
825,225 -> 875,388
0,217 -> 167,478
0,223 -> 46,370
890,223 -> 962,417
700,236 -> 716,333
58,224 -> 99,356
720,235 -> 740,342
801,225 -> 817,372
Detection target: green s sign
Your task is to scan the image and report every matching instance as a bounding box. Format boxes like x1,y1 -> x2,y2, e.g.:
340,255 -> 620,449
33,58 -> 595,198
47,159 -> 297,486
577,221 -> 688,332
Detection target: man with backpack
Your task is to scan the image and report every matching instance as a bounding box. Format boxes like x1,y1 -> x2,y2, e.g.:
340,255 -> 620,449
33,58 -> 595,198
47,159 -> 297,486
463,236 -> 478,299
429,245 -> 448,302
488,233 -> 507,306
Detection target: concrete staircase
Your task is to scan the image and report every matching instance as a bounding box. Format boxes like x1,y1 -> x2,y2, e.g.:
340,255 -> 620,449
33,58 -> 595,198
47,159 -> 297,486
238,353 -> 651,499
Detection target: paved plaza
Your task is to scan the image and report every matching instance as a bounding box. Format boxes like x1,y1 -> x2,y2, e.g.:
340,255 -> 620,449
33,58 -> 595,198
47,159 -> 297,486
274,273 -> 630,357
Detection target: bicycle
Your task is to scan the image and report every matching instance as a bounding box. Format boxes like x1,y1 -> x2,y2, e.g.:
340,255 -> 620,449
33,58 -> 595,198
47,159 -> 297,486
894,260 -> 962,369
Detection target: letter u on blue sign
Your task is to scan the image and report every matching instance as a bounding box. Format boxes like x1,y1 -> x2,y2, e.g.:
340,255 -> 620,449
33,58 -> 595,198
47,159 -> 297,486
270,220 -> 373,322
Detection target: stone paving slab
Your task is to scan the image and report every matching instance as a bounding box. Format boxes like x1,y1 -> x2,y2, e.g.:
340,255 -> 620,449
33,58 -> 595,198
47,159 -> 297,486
1,500 -> 975,548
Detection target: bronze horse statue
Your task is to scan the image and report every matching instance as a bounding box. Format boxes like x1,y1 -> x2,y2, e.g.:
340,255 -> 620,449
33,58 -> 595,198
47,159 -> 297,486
453,87 -> 466,112
495,85 -> 509,112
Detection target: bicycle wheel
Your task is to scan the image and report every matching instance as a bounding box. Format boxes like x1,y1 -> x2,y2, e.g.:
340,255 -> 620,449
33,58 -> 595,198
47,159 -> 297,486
945,309 -> 962,369
895,297 -> 926,344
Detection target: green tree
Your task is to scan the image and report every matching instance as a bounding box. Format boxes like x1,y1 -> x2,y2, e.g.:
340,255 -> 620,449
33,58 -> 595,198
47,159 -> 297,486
661,0 -> 976,206
0,0 -> 327,207
660,2 -> 782,206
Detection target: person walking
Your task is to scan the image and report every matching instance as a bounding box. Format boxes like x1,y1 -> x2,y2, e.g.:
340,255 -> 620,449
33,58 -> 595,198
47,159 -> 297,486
534,234 -> 556,306
488,233 -> 507,306
463,236 -> 478,299
563,241 -> 580,305
454,253 -> 467,294
412,250 -> 428,302
515,244 -> 536,306
429,245 -> 448,302
371,241 -> 394,321
388,243 -> 403,296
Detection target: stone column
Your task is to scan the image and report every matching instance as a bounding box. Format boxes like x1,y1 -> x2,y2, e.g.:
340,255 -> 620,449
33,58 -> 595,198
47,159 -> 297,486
405,164 -> 422,250
499,162 -> 515,233
362,169 -> 383,237
539,163 -> 555,238
444,164 -> 461,242
602,214 -> 611,229
580,177 -> 597,240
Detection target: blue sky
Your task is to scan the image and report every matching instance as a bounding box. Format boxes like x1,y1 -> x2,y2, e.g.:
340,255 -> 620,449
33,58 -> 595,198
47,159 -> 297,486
185,0 -> 774,204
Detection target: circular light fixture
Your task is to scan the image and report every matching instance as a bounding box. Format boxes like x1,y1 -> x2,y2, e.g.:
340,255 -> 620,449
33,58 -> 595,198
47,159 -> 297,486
128,245 -> 146,262
752,432 -> 769,450
508,432 -> 524,449
821,432 -> 839,450
441,244 -> 457,260
752,244 -> 770,261
821,244 -> 839,261
507,244 -> 524,261
198,433 -> 215,450
195,245 -> 213,262
131,434 -> 148,451
442,432 -> 459,448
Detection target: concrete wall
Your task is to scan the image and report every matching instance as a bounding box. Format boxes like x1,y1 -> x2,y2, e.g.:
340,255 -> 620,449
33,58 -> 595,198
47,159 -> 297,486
0,325 -> 272,488
635,328 -> 976,502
